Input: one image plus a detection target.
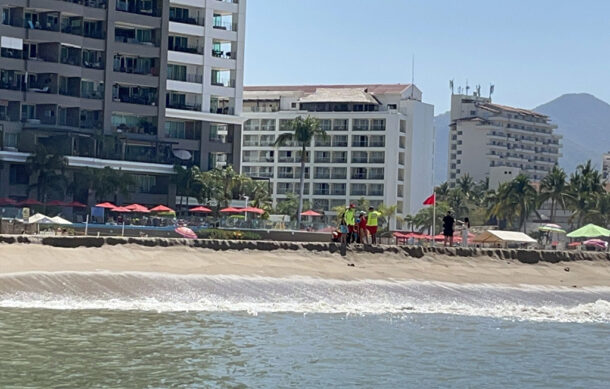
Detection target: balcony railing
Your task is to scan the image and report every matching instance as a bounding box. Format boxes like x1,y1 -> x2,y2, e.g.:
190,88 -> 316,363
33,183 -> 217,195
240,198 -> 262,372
210,107 -> 235,115
332,141 -> 348,147
351,174 -> 367,180
213,21 -> 237,31
166,102 -> 201,111
351,157 -> 367,163
332,157 -> 347,164
169,45 -> 203,54
170,15 -> 204,26
314,174 -> 330,180
331,190 -> 346,196
62,0 -> 108,8
352,141 -> 368,147
211,79 -> 236,88
113,64 -> 156,76
114,95 -> 157,105
212,49 -> 235,59
314,157 -> 330,163
116,1 -> 160,17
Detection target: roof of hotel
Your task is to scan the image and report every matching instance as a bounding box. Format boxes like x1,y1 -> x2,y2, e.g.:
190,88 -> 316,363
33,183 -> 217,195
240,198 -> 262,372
298,88 -> 380,104
245,84 -> 413,95
478,102 -> 548,118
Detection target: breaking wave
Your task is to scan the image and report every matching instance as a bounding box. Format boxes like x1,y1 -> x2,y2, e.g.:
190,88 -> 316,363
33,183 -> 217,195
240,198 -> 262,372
0,272 -> 609,323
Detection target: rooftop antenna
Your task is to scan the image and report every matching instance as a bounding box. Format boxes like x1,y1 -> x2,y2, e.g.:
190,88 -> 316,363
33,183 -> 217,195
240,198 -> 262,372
476,84 -> 481,97
489,83 -> 495,100
449,79 -> 454,95
410,54 -> 415,99
465,79 -> 470,96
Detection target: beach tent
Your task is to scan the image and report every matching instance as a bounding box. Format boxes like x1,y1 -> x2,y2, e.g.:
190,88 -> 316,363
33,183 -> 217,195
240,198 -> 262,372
28,213 -> 55,224
472,230 -> 537,247
566,224 -> 610,238
50,216 -> 72,225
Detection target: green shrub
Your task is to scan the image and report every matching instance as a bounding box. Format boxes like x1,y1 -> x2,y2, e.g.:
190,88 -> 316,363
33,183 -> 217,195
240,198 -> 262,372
196,228 -> 261,240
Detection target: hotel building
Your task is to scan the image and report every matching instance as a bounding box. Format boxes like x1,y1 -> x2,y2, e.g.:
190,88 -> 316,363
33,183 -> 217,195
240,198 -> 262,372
0,0 -> 245,208
241,84 -> 435,229
448,93 -> 561,187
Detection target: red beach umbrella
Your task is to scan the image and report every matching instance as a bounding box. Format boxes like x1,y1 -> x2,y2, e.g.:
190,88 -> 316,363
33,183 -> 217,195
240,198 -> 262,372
301,210 -> 321,216
95,202 -> 116,209
175,226 -> 197,239
45,200 -> 68,206
220,207 -> 241,213
150,205 -> 174,212
125,203 -> 150,213
110,206 -> 131,213
0,198 -> 18,206
190,206 -> 212,213
242,206 -> 265,215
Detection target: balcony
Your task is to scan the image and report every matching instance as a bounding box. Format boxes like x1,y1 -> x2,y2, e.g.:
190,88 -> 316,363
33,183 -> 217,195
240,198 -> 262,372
169,44 -> 203,54
314,157 -> 330,163
169,15 -> 204,26
61,0 -> 108,8
116,0 -> 161,17
212,21 -> 237,32
351,156 -> 367,163
314,189 -> 329,196
332,157 -> 347,164
210,106 -> 235,115
331,189 -> 346,196
1,48 -> 22,60
352,141 -> 368,148
332,140 -> 348,147
166,102 -> 201,111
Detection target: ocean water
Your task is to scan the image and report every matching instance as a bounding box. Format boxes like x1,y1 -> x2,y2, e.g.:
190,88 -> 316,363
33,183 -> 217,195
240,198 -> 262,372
1,273 -> 609,388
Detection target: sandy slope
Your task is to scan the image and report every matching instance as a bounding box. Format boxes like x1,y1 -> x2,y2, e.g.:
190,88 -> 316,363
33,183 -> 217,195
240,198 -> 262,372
1,243 -> 609,287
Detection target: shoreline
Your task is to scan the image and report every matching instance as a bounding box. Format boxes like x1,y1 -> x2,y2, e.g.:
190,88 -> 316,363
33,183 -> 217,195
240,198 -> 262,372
1,236 -> 610,287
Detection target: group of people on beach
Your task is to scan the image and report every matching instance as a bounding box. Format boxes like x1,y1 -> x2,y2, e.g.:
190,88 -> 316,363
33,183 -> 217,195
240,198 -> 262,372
442,210 -> 470,247
338,204 -> 380,245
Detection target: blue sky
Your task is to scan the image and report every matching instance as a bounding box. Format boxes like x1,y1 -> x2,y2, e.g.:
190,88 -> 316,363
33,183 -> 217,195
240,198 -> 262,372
244,0 -> 610,113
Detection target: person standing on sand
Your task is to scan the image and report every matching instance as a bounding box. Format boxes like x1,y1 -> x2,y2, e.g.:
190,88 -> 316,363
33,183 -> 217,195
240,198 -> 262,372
366,206 -> 380,245
358,211 -> 368,244
343,204 -> 356,244
442,211 -> 455,247
339,219 -> 348,247
461,217 -> 470,247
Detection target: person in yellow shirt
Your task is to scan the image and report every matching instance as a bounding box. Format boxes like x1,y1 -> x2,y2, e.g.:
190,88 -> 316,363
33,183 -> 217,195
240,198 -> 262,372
343,204 -> 356,244
366,206 -> 380,244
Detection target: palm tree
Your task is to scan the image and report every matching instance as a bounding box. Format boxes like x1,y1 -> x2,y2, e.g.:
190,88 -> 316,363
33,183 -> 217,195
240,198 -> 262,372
435,182 -> 450,202
456,174 -> 475,200
446,188 -> 469,219
274,116 -> 326,226
488,175 -> 537,232
538,166 -> 567,222
26,144 -> 68,207
174,165 -> 203,217
566,160 -> 604,227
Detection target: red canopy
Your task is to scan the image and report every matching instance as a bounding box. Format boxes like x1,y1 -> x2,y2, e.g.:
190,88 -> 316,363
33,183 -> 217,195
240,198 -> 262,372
125,203 -> 150,213
46,200 -> 68,206
150,205 -> 174,212
95,202 -> 116,209
220,207 -> 242,213
17,199 -> 43,206
110,206 -> 131,213
190,206 -> 212,213
67,201 -> 87,208
0,198 -> 18,206
242,206 -> 265,215
301,210 -> 321,216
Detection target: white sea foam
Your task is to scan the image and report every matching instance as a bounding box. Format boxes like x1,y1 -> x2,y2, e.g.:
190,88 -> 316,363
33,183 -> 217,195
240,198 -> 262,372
0,272 -> 609,323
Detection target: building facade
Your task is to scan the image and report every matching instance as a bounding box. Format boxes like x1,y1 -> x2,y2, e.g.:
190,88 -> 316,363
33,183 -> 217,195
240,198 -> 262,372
0,0 -> 245,209
448,93 -> 561,186
241,84 -> 435,229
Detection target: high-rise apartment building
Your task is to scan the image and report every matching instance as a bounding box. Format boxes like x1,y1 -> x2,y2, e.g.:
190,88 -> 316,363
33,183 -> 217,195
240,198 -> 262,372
448,93 -> 561,187
241,84 -> 435,229
0,0 -> 245,208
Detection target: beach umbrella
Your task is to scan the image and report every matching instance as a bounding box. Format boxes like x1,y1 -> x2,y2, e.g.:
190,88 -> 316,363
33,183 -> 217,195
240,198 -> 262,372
566,224 -> 610,238
175,226 -> 197,239
0,198 -> 17,206
67,201 -> 87,208
125,203 -> 150,213
150,205 -> 174,212
190,206 -> 212,213
17,199 -> 43,206
220,207 -> 241,213
242,206 -> 265,215
110,206 -> 131,213
28,213 -> 52,224
539,223 -> 566,233
95,202 -> 116,209
583,239 -> 608,250
301,210 -> 321,216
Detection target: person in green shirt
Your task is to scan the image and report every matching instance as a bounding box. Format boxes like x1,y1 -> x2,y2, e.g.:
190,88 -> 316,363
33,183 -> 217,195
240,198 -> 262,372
343,204 -> 356,244
366,206 -> 380,244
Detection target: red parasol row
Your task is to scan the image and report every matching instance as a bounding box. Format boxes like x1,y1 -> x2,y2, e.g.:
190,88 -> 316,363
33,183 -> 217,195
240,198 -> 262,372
220,206 -> 265,214
0,198 -> 86,207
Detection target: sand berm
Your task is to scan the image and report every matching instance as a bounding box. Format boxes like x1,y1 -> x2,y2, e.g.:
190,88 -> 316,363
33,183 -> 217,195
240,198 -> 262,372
1,236 -> 609,287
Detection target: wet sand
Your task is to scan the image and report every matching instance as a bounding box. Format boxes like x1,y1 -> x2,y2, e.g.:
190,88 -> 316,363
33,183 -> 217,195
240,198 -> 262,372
1,243 -> 609,287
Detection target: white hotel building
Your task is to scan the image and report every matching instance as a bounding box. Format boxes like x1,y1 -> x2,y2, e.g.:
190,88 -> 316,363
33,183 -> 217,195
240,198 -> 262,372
448,93 -> 562,188
241,84 -> 435,229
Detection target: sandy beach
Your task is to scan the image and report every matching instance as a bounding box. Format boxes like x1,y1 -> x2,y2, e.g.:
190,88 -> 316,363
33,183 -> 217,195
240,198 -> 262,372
1,243 -> 609,287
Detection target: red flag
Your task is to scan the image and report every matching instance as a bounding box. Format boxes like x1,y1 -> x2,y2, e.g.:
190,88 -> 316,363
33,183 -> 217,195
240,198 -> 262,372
423,193 -> 435,205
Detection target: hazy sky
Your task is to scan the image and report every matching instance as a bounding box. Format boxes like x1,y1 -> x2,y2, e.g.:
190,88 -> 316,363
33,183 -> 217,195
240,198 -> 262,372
244,0 -> 610,113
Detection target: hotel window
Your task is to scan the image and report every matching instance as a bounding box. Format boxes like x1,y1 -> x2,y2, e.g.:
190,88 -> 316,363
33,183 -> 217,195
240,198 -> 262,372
332,167 -> 347,179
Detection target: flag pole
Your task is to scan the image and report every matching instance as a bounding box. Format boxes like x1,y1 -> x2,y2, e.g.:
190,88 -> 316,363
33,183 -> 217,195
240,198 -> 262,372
432,191 -> 436,246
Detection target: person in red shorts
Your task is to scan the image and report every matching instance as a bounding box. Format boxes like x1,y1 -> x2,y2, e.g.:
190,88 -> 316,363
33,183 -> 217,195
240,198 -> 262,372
366,206 -> 380,244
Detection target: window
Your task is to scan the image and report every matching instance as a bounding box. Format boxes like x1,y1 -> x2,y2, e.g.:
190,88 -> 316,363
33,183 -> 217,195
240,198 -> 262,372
9,164 -> 28,185
350,183 -> 366,195
314,167 -> 330,179
314,183 -> 329,195
331,183 -> 346,195
387,104 -> 397,110
353,119 -> 369,131
333,119 -> 348,130
351,151 -> 367,163
4,132 -> 18,148
133,175 -> 156,193
167,64 -> 186,81
279,119 -> 291,131
261,119 -> 275,131
371,119 -> 385,131
369,184 -> 384,196
332,167 -> 347,179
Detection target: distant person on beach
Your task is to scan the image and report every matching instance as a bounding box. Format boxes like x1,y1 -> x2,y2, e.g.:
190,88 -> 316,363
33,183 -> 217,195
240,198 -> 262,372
358,211 -> 368,244
442,211 -> 455,247
339,219 -> 348,246
461,217 -> 470,247
366,206 -> 380,245
343,204 -> 356,244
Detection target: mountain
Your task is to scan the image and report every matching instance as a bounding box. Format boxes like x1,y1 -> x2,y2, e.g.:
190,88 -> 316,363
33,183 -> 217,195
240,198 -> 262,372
534,93 -> 610,173
433,111 -> 450,184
